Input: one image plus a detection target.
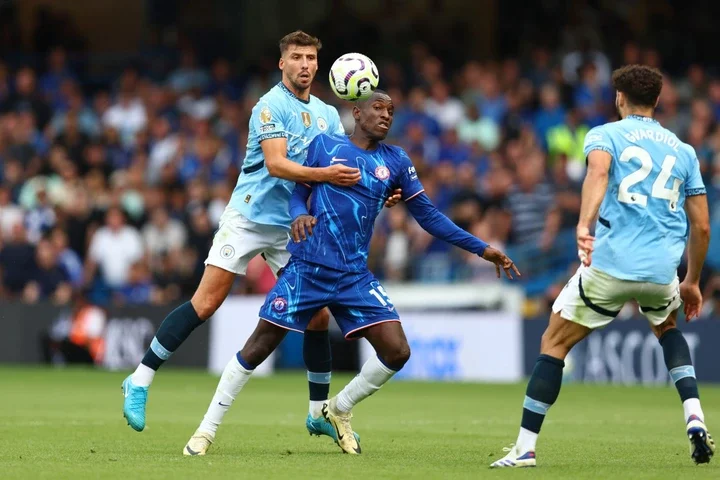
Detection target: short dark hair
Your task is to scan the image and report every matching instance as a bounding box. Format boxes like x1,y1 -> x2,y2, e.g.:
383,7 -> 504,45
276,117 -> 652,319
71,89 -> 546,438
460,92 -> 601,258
612,64 -> 663,108
278,30 -> 322,55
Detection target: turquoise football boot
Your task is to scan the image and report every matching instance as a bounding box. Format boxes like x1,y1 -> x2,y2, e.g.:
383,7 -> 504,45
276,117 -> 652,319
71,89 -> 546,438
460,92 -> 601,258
306,413 -> 360,445
122,375 -> 148,432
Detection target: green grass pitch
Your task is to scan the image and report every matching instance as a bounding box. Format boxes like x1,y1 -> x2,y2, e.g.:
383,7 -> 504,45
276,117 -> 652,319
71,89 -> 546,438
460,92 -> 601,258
1,367 -> 719,479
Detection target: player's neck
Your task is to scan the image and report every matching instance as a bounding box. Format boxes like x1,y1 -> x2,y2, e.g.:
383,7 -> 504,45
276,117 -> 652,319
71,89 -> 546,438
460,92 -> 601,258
349,134 -> 379,151
282,79 -> 310,101
623,107 -> 654,119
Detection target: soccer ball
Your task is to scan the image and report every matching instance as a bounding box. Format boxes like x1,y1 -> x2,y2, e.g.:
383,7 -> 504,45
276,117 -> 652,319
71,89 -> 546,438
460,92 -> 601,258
329,53 -> 379,101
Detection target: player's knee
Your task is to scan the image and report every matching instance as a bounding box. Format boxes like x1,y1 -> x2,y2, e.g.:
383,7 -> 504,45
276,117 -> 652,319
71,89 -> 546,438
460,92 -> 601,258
190,293 -> 224,320
382,343 -> 411,371
306,308 -> 330,331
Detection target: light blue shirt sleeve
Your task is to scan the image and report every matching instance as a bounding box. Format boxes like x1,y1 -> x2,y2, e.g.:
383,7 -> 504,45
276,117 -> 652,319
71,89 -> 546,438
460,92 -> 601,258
583,125 -> 614,160
250,97 -> 288,143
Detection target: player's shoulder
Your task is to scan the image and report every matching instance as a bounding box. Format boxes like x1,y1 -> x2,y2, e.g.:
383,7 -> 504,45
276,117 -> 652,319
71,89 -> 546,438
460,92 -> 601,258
380,142 -> 410,160
254,84 -> 288,109
311,132 -> 347,148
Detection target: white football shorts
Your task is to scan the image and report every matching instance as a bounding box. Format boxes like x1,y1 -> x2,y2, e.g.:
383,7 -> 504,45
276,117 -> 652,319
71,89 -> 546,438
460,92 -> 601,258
552,265 -> 681,329
205,206 -> 291,277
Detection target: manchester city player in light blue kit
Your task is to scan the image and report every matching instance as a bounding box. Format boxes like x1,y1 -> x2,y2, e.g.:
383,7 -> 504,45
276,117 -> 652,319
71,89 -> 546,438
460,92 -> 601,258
184,90 -> 520,455
492,65 -> 715,468
122,31 -> 399,451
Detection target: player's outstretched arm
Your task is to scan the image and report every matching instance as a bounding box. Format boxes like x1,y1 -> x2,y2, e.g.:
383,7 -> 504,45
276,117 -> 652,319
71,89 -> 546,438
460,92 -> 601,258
681,193 -> 710,320
261,138 -> 361,186
406,192 -> 520,279
576,150 -> 612,266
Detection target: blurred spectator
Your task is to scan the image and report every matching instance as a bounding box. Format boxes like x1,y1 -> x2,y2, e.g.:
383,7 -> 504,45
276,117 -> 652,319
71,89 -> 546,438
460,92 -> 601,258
546,108 -> 589,179
23,237 -> 72,304
504,151 -> 559,247
39,46 -> 77,109
533,84 -> 566,150
561,38 -> 611,86
477,71 -> 507,124
424,81 -> 465,131
24,186 -> 56,243
573,62 -> 613,127
1,67 -> 52,130
84,207 -> 144,290
115,261 -> 156,305
142,206 -> 187,269
457,103 -> 500,152
102,88 -> 147,148
49,227 -> 84,288
168,48 -> 210,93
0,223 -> 35,297
0,184 -> 23,240
383,206 -> 411,281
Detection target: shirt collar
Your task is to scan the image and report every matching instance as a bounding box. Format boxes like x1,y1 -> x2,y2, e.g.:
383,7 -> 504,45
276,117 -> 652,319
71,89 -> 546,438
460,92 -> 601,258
626,114 -> 659,124
278,81 -> 310,104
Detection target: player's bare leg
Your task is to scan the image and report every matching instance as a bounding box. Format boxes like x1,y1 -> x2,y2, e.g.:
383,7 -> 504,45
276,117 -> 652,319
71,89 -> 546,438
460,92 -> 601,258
185,319 -> 288,456
491,312 -> 591,468
650,310 -> 715,464
324,321 -> 411,454
123,265 -> 235,432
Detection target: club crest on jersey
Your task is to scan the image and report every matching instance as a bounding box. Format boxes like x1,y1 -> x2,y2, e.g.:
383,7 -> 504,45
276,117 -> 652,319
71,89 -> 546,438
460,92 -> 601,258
220,245 -> 235,259
259,106 -> 272,124
317,117 -> 328,131
302,112 -> 312,128
272,297 -> 288,312
375,166 -> 390,180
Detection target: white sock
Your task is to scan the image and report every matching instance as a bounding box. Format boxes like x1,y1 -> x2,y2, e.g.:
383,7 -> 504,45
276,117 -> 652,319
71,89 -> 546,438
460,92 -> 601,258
309,400 -> 325,419
131,364 -> 156,387
683,398 -> 704,423
336,356 -> 396,413
516,427 -> 538,453
198,355 -> 254,436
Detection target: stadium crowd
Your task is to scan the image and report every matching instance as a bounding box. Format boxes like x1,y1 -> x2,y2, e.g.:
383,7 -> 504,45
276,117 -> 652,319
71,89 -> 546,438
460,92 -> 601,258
1,40 -> 720,309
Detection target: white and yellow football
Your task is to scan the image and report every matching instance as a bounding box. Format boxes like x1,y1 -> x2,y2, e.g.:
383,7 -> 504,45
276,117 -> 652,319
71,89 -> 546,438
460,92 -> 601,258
329,53 -> 379,101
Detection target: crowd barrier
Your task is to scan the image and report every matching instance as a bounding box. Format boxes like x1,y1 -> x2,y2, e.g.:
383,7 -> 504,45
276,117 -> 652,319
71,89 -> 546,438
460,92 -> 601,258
4,294 -> 718,385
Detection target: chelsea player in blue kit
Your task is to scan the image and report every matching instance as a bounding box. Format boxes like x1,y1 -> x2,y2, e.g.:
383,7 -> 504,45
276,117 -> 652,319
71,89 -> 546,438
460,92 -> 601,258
492,65 -> 715,468
186,90 -> 520,455
122,31 -> 400,452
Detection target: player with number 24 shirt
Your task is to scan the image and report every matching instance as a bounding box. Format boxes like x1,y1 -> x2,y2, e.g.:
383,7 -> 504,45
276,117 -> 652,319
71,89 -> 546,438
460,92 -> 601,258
492,65 -> 714,469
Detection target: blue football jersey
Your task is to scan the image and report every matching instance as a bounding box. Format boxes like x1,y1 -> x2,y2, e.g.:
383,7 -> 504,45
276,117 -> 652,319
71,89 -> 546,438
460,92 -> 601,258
288,134 -> 425,272
584,114 -> 706,284
228,82 -> 345,228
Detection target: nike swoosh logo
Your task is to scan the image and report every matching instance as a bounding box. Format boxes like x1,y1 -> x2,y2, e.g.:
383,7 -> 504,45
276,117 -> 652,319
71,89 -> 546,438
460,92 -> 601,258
185,445 -> 200,456
331,156 -> 347,163
218,401 -> 230,407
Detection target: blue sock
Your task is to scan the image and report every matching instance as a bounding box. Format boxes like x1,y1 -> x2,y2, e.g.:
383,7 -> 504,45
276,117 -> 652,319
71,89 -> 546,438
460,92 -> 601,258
660,328 -> 699,402
141,301 -> 205,370
304,330 -> 332,410
521,354 -> 565,434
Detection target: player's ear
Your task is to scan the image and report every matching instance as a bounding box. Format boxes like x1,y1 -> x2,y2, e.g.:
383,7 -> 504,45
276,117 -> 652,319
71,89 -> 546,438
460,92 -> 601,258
352,105 -> 361,121
278,57 -> 284,71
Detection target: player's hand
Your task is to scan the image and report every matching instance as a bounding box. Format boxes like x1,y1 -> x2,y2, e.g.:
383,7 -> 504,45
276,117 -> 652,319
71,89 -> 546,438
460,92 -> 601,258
291,214 -> 317,242
576,226 -> 595,266
385,189 -> 402,208
324,164 -> 361,186
679,280 -> 703,321
481,246 -> 521,279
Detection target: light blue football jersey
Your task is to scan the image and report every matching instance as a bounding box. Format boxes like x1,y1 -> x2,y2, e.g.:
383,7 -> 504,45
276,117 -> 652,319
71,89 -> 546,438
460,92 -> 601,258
584,114 -> 706,284
228,82 -> 345,228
